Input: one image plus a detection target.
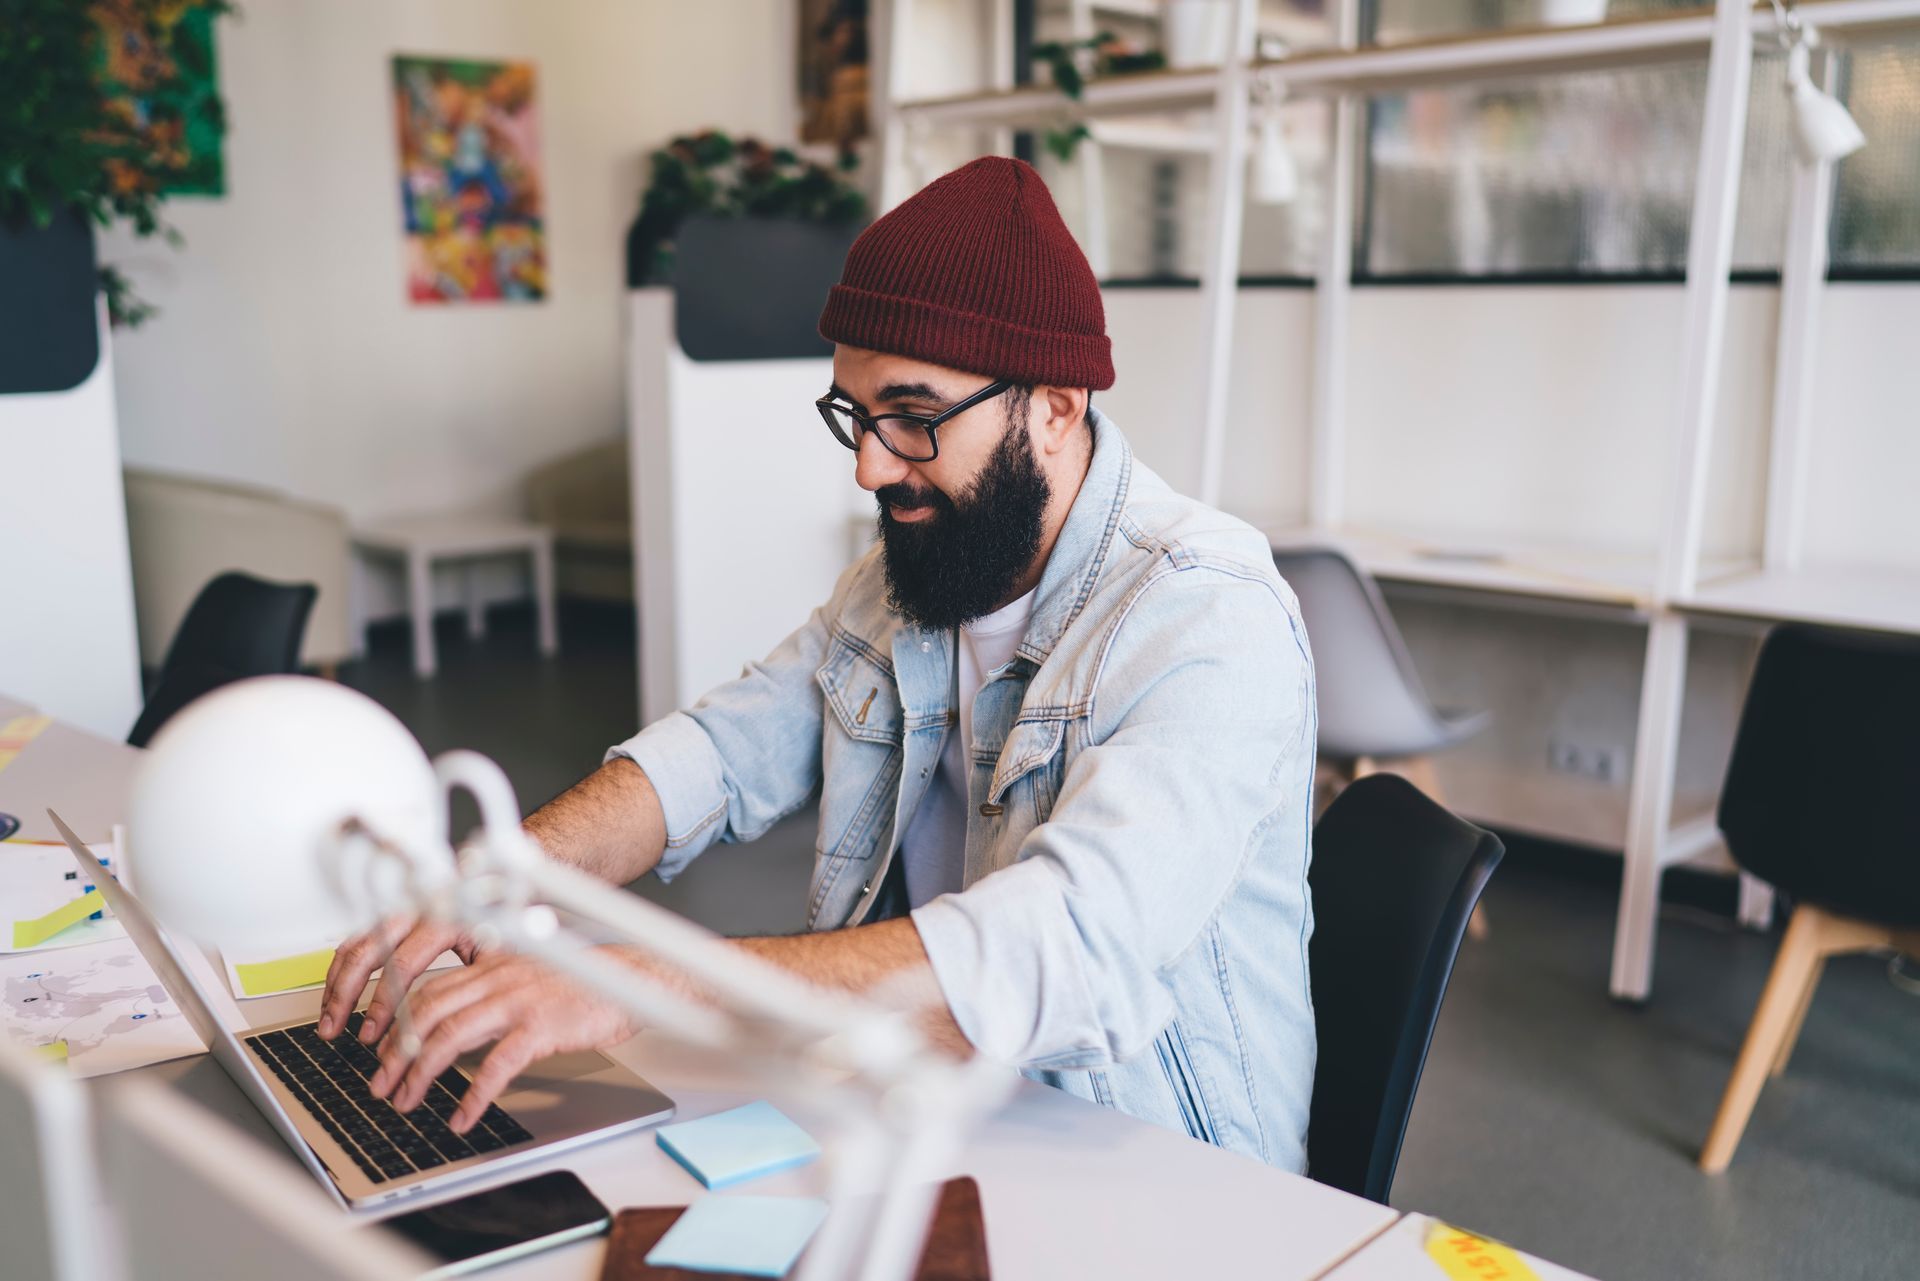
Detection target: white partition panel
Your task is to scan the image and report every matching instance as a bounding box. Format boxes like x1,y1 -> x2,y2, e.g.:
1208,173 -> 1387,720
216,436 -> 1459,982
627,290 -> 868,725
0,313 -> 142,738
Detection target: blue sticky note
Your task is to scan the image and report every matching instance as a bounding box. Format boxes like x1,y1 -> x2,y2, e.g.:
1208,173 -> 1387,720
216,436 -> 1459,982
654,1101 -> 822,1190
645,1197 -> 829,1278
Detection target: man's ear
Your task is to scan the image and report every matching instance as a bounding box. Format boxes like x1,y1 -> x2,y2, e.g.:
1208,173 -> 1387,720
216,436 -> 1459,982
1034,386 -> 1090,458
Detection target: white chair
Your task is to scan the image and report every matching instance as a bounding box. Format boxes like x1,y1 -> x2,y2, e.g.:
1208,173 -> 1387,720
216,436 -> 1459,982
102,1077 -> 431,1281
0,1038 -> 109,1281
1274,546 -> 1493,936
123,467 -> 354,675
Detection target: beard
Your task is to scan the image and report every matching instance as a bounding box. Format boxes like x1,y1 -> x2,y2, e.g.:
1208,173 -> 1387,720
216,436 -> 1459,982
875,401 -> 1051,632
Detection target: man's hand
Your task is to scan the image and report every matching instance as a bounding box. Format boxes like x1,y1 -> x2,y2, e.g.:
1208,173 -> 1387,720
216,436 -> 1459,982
367,950 -> 642,1133
317,915 -> 485,1045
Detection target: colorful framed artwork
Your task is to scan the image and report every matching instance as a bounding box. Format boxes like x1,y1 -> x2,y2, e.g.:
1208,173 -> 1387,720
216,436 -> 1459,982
392,55 -> 547,304
93,0 -> 227,197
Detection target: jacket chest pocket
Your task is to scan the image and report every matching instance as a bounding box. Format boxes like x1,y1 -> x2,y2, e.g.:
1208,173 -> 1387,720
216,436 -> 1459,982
986,717 -> 1068,834
815,636 -> 904,867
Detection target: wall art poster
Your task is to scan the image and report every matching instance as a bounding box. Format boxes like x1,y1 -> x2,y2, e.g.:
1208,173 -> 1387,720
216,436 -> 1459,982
393,56 -> 547,303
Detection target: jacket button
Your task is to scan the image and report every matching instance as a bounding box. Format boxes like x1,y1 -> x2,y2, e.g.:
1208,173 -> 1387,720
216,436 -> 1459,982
978,803 -> 1004,818
920,640 -> 931,652
861,880 -> 873,895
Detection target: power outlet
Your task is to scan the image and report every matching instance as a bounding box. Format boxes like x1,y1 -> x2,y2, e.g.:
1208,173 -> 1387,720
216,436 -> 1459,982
1548,738 -> 1626,784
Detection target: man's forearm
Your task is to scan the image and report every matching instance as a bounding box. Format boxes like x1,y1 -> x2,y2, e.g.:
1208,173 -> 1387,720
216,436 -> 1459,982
737,919 -> 973,1058
523,756 -> 668,884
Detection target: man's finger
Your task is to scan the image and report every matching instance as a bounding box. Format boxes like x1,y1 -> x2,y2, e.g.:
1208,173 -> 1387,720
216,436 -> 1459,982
361,925 -> 457,1045
450,1029 -> 544,1134
318,915 -> 413,1039
369,960 -> 505,1096
391,998 -> 516,1114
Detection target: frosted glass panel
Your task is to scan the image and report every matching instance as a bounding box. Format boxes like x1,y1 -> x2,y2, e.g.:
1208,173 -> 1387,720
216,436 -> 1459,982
1831,39 -> 1920,272
1359,55 -> 1795,276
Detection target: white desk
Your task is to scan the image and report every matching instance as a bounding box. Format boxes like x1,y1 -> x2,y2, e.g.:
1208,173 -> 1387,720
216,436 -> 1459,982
0,693 -> 141,843
128,1001 -> 1399,1281
1681,563 -> 1920,636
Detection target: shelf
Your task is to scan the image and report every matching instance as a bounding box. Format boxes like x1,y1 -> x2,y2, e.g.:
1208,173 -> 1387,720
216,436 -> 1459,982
1678,564 -> 1920,635
896,2 -> 1920,132
1266,523 -> 1667,611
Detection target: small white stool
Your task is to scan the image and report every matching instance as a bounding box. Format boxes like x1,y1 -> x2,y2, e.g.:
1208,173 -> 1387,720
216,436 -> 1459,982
352,516 -> 558,679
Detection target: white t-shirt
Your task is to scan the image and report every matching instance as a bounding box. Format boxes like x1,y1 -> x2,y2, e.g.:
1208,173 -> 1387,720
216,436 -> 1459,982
899,587 -> 1037,909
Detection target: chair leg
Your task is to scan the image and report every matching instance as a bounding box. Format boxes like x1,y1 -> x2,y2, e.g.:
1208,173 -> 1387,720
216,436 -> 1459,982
1769,954 -> 1824,1079
1700,905 -> 1839,1173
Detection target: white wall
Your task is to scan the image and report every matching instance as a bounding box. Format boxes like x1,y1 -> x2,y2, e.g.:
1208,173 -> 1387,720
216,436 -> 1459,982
0,321 -> 144,738
100,0 -> 799,621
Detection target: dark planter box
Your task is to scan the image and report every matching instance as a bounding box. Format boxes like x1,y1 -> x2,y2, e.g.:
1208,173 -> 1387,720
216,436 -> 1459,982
0,209 -> 100,395
667,214 -> 864,362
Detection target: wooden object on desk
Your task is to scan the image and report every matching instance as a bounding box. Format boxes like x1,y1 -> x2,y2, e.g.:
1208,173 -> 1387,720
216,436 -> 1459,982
599,1176 -> 989,1281
1699,904 -> 1920,1174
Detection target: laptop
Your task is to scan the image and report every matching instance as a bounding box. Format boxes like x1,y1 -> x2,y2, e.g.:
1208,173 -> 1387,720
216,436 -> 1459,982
48,810 -> 675,1211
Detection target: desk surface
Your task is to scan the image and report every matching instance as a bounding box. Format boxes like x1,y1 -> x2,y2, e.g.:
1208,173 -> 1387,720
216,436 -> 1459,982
130,987 -> 1399,1281
1679,563 -> 1920,636
0,692 -> 141,843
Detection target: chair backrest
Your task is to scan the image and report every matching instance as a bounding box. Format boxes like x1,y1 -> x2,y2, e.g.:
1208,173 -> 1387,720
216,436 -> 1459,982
102,1077 -> 431,1281
1271,547 -> 1448,760
1307,773 -> 1504,1203
129,571 -> 316,747
1719,624 -> 1920,928
0,1038 -> 111,1281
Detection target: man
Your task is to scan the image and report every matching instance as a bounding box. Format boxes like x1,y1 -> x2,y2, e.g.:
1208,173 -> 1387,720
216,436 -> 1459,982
320,157 -> 1319,1170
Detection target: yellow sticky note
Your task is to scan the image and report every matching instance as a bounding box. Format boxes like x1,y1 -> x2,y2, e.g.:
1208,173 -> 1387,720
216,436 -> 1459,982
0,713 -> 53,773
34,1041 -> 69,1063
1424,1222 -> 1542,1281
11,889 -> 105,950
234,947 -> 338,997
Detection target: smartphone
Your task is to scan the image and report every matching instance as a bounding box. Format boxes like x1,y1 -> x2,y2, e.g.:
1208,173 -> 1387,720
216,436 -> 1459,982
376,1170 -> 611,1277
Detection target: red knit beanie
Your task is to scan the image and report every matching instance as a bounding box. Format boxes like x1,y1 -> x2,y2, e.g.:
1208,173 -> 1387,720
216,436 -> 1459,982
818,157 -> 1114,390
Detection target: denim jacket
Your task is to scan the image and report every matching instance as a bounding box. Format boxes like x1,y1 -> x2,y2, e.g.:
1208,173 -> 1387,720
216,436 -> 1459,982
610,409 -> 1318,1170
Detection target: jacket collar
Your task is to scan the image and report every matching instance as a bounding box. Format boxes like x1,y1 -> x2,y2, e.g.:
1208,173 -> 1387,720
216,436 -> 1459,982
1015,406 -> 1131,668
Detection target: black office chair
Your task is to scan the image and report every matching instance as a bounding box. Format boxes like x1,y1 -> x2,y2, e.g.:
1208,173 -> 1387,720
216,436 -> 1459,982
1306,773 -> 1504,1203
1699,624 -> 1920,1173
128,572 -> 318,748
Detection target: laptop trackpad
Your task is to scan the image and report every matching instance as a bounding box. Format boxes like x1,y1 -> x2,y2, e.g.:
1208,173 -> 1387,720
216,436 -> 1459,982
454,1047 -> 607,1084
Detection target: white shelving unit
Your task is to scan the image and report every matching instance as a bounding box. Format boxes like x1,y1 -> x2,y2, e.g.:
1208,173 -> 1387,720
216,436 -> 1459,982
873,0 -> 1920,1001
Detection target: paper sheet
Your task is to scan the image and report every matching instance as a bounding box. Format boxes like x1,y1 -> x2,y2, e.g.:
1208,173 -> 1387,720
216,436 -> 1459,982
0,839 -> 125,954
0,936 -> 205,1077
219,943 -> 465,1000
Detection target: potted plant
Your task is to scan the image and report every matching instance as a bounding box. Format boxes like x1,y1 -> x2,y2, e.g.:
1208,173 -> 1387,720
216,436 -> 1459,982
0,0 -> 229,393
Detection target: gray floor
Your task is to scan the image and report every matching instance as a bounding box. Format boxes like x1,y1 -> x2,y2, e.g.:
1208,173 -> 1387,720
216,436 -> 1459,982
344,606 -> 1920,1281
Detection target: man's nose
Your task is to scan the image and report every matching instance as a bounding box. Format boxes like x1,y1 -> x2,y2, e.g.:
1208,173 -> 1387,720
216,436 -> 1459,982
853,430 -> 908,493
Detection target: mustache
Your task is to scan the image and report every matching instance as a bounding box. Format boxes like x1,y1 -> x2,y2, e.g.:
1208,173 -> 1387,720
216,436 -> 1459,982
875,482 -> 953,515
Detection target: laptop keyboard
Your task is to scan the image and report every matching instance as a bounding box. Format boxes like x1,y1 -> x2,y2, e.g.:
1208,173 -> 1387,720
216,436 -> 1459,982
245,1011 -> 534,1185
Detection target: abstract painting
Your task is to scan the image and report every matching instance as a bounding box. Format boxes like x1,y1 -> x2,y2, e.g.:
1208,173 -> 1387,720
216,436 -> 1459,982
392,56 -> 547,304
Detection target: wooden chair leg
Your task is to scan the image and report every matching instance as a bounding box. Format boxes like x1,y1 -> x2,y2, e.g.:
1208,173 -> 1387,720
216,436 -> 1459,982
315,661 -> 340,683
1700,905 -> 1829,1172
1769,955 -> 1824,1079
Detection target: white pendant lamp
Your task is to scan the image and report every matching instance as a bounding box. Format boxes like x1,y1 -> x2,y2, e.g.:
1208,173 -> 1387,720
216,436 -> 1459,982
1251,73 -> 1298,206
1774,2 -> 1865,166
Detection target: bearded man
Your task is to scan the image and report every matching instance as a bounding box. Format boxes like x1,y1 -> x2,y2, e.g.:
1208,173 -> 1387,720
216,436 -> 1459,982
320,157 -> 1320,1171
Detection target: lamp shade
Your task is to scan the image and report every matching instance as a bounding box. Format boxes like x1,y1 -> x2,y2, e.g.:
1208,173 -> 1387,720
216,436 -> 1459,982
128,677 -> 448,951
1786,38 -> 1865,166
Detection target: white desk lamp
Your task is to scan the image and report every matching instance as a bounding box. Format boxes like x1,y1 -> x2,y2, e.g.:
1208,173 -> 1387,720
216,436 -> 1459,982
128,677 -> 1011,1281
1772,1 -> 1866,166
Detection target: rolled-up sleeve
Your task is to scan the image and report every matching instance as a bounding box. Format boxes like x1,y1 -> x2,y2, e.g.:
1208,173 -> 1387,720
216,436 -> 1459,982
912,565 -> 1314,1067
607,559 -> 868,881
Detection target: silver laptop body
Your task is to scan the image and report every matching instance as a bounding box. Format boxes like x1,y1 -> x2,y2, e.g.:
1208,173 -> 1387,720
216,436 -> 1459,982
51,811 -> 674,1211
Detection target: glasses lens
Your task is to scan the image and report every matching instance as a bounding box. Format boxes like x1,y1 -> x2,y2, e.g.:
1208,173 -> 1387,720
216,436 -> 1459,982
820,402 -> 861,451
873,418 -> 937,462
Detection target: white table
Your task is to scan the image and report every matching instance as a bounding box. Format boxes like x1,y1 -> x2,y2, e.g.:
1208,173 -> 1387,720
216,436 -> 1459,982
1317,1212 -> 1598,1281
132,1002 -> 1399,1281
0,693 -> 141,843
353,516 -> 559,679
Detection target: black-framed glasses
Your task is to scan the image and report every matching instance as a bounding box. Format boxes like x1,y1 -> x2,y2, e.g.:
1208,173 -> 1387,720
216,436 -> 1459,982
816,379 -> 1012,463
